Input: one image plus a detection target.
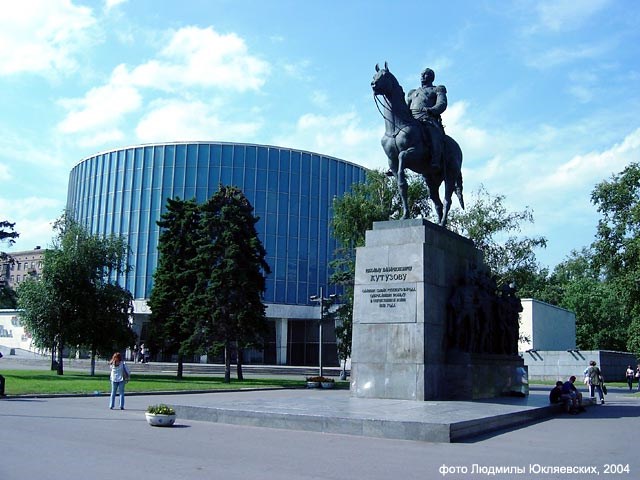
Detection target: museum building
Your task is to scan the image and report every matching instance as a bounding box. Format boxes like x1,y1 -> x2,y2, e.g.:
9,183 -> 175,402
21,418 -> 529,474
66,142 -> 367,367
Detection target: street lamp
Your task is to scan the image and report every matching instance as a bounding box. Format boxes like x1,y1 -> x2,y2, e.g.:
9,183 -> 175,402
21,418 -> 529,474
310,287 -> 336,378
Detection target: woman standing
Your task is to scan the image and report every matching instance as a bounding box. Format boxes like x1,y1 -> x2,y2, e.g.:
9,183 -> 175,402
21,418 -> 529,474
109,352 -> 130,410
586,360 -> 605,405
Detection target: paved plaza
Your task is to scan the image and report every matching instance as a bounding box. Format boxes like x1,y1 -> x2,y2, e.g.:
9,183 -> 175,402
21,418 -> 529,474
1,384 -> 639,480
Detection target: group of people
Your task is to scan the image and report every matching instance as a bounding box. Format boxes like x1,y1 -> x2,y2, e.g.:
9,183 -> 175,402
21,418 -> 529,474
131,343 -> 150,363
625,364 -> 640,391
549,360 -> 608,414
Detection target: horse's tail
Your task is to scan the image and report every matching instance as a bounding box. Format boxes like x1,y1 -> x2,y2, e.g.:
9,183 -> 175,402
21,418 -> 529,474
446,135 -> 465,209
455,170 -> 464,209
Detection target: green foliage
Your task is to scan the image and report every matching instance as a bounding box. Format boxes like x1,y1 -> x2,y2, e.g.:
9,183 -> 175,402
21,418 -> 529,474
0,220 -> 19,252
447,185 -> 547,289
0,285 -> 17,308
147,197 -> 201,377
16,277 -> 58,351
192,186 -> 270,382
331,170 -> 431,250
1,220 -> 19,301
589,163 -> 640,353
16,213 -> 134,374
527,163 -> 640,353
146,404 -> 176,415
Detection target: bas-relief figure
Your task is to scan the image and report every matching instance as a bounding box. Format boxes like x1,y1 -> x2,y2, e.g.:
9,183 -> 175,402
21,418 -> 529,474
371,62 -> 464,226
446,265 -> 522,356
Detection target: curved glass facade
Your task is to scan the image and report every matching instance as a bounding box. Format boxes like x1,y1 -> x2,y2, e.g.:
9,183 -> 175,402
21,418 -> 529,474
66,142 -> 367,307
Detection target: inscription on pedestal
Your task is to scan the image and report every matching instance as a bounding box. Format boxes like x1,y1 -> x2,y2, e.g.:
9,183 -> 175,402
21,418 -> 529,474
355,264 -> 419,324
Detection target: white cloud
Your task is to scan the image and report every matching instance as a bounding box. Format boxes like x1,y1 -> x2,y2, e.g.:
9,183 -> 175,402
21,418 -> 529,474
443,101 -> 492,162
0,129 -> 66,168
104,0 -> 127,12
0,164 -> 10,181
135,99 -> 261,143
531,127 -> 640,193
534,0 -> 611,32
57,79 -> 142,134
273,111 -> 381,168
75,129 -> 125,148
0,196 -> 61,251
127,26 -> 270,92
57,26 -> 270,145
525,42 -> 611,69
0,0 -> 98,76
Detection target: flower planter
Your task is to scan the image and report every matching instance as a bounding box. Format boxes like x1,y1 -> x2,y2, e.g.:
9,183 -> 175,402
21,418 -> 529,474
306,381 -> 320,388
321,382 -> 334,389
145,412 -> 176,427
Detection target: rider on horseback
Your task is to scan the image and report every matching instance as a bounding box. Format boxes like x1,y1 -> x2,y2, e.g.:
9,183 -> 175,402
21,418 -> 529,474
406,67 -> 447,171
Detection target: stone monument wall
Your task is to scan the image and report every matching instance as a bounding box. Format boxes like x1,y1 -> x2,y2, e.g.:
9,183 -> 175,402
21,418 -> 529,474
350,219 -> 527,401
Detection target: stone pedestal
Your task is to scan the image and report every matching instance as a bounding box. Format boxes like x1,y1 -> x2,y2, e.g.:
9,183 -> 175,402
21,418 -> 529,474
350,219 -> 527,401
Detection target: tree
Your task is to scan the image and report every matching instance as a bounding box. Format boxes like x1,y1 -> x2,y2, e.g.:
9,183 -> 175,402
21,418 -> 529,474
147,198 -> 201,379
16,277 -> 59,367
0,220 -> 19,307
0,220 -> 19,249
17,214 -> 134,375
447,185 -> 548,290
542,249 -> 626,350
0,284 -> 17,308
192,186 -> 270,382
589,162 -> 640,353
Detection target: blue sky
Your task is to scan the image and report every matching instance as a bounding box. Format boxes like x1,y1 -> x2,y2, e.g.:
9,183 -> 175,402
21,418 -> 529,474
1,0 -> 639,270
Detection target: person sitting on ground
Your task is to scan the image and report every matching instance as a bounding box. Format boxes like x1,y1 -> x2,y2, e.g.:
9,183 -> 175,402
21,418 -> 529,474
562,375 -> 585,414
549,381 -> 564,404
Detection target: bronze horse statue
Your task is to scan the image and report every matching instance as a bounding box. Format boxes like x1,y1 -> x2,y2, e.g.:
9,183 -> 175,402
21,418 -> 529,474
371,62 -> 464,226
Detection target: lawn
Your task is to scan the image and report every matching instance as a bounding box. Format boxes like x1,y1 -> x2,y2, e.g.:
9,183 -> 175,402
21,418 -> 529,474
0,369 -> 311,396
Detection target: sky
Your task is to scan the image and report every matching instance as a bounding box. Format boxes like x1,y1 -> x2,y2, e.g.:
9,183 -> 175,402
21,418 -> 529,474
1,0 -> 639,270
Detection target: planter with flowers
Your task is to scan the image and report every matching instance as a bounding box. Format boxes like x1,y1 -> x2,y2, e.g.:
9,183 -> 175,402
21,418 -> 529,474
306,376 -> 335,389
145,404 -> 176,427
320,377 -> 335,389
306,376 -> 322,388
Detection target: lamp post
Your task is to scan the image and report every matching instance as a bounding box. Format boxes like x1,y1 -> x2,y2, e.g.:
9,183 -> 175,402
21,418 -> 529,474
310,287 -> 335,378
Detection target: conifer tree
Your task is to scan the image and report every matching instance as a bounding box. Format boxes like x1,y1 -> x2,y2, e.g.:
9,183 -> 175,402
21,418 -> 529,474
193,186 -> 270,382
147,198 -> 201,379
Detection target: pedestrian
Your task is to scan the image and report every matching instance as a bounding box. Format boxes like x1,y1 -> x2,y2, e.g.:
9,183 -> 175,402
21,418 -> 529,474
636,364 -> 640,391
139,343 -> 146,363
108,352 -> 130,410
0,350 -> 5,396
133,344 -> 139,363
625,365 -> 635,391
586,360 -> 605,405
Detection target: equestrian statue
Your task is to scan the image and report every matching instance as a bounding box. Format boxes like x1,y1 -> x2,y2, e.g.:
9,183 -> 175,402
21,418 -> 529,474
371,62 -> 464,226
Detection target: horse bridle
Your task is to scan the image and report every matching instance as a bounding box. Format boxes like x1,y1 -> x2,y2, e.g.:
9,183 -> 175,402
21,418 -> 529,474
373,92 -> 409,138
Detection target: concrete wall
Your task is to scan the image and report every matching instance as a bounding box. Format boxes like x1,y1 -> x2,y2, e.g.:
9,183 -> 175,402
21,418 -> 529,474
0,309 -> 34,353
523,350 -> 638,382
519,299 -> 576,352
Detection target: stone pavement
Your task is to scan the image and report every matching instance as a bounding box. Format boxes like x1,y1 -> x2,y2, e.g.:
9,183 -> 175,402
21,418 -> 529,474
1,385 -> 639,480
162,385 -> 575,443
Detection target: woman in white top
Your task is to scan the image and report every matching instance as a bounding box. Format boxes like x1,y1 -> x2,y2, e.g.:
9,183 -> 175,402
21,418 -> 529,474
109,352 -> 130,410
